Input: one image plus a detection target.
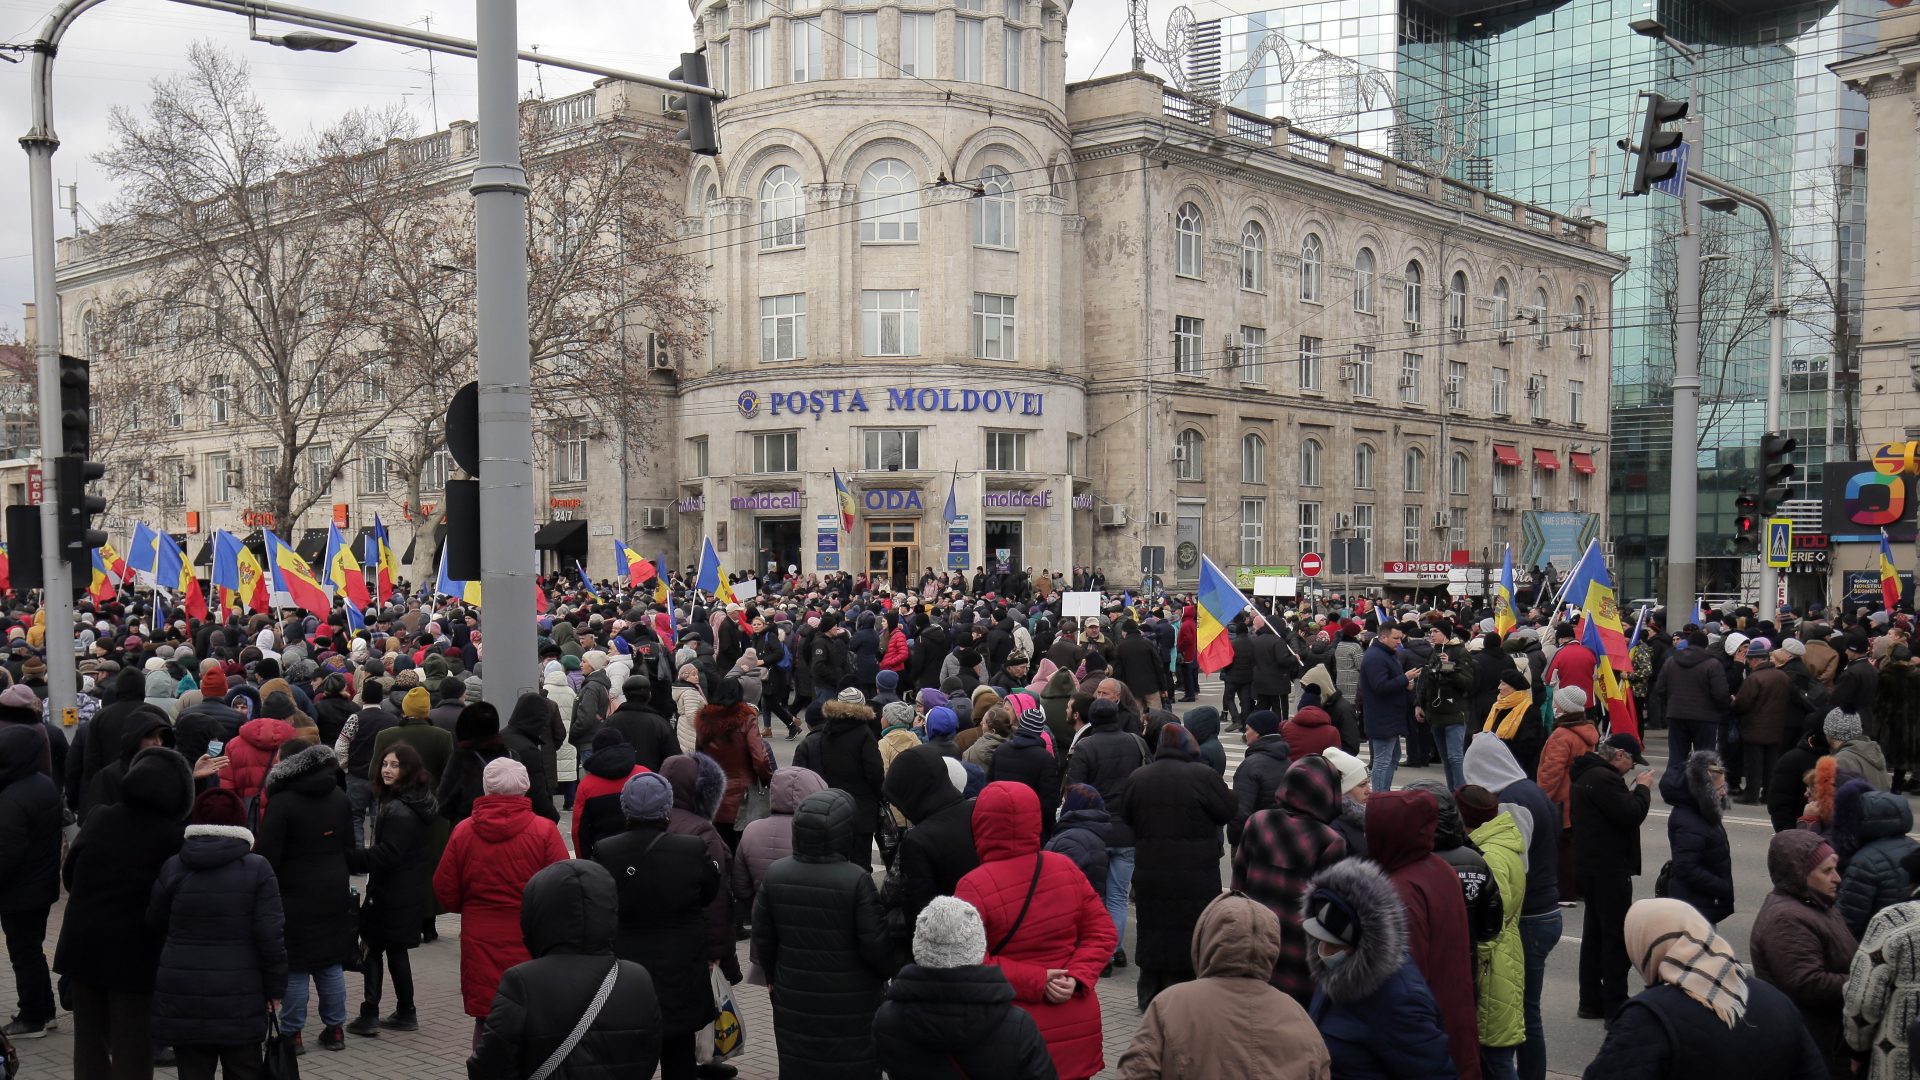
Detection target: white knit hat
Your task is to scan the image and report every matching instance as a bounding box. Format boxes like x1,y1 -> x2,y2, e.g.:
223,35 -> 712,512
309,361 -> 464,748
1322,747 -> 1369,794
914,896 -> 987,968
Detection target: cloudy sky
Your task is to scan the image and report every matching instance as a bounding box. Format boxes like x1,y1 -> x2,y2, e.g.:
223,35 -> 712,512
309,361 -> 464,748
0,0 -> 1141,327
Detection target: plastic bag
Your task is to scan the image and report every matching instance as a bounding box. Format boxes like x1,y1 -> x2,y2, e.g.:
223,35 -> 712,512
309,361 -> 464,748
694,966 -> 744,1064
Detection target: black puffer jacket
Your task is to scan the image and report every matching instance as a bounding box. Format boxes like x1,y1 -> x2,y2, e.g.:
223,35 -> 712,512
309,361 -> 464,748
752,789 -> 894,1080
1655,647 -> 1731,723
983,729 -> 1058,839
0,724 -> 62,915
1251,629 -> 1302,697
1569,752 -> 1651,877
468,860 -> 663,1080
147,823 -> 288,1047
883,745 -> 979,947
910,625 -> 949,691
500,695 -> 560,822
1063,707 -> 1149,847
255,743 -> 358,971
1660,750 -> 1733,924
873,963 -> 1058,1080
605,701 -> 677,774
595,820 -> 720,1036
347,784 -> 439,949
1116,737 -> 1237,973
53,746 -> 193,993
660,753 -> 740,979
85,707 -> 174,812
1229,734 -> 1291,848
1045,807 -> 1111,899
811,701 -> 886,834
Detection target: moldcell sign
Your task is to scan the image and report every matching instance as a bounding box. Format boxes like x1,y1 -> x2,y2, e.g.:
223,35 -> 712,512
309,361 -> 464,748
731,491 -> 804,510
984,490 -> 1052,508
737,386 -> 1048,421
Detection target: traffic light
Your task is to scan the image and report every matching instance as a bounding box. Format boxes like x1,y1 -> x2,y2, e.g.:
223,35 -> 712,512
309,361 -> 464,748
1631,93 -> 1688,196
1733,490 -> 1759,555
53,354 -> 106,573
1759,431 -> 1797,516
668,52 -> 719,157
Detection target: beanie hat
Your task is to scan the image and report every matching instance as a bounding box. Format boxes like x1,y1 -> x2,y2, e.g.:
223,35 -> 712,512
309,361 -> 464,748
913,896 -> 987,969
1782,638 -> 1806,656
804,698 -> 828,730
454,702 -> 501,742
918,688 -> 949,710
1825,708 -> 1865,744
1499,668 -> 1530,691
1003,692 -> 1038,716
191,788 -> 248,828
837,686 -> 867,705
0,684 -> 37,710
201,670 -> 228,698
591,727 -> 628,752
1455,784 -> 1499,832
482,757 -> 530,796
561,654 -> 582,671
582,650 -> 608,671
927,706 -> 958,737
1552,686 -> 1588,714
1322,747 -> 1369,794
1158,722 -> 1198,757
403,686 -> 433,719
1747,636 -> 1772,654
1724,632 -> 1748,657
1303,884 -> 1365,948
1062,783 -> 1105,814
1018,706 -> 1048,735
619,772 -> 674,822
1247,709 -> 1282,737
876,669 -> 899,690
882,700 -> 916,728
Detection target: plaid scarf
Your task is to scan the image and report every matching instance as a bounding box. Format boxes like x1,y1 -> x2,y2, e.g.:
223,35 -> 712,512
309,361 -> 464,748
1625,898 -> 1748,1027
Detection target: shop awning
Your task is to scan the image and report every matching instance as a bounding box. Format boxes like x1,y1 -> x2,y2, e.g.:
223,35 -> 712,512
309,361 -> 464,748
1570,452 -> 1596,475
193,540 -> 212,566
1493,445 -> 1522,467
1532,449 -> 1561,470
295,529 -> 329,565
534,519 -> 589,551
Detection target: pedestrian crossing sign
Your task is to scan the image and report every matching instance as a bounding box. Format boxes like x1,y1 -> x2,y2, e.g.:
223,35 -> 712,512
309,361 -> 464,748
1766,518 -> 1792,569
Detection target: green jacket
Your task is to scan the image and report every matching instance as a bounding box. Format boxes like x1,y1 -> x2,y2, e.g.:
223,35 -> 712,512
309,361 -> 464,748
1418,643 -> 1477,725
1472,810 -> 1529,1048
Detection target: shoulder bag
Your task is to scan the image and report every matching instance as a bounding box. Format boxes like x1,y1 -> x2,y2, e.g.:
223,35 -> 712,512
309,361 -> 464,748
526,961 -> 622,1080
990,852 -> 1047,956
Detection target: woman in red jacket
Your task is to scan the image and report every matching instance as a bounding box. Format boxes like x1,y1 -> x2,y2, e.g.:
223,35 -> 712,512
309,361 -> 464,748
879,612 -> 909,675
1280,704 -> 1343,760
218,715 -> 299,805
956,781 -> 1118,1080
694,678 -> 773,851
431,756 -> 568,1047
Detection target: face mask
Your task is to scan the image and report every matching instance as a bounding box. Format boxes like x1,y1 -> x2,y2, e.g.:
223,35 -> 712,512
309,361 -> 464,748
1320,948 -> 1351,970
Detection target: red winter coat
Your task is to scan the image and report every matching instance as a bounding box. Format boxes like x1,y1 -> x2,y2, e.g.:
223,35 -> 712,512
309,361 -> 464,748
432,793 -> 569,1016
880,628 -> 909,673
1177,606 -> 1198,664
1279,706 -> 1341,760
1366,789 -> 1482,1080
955,781 -> 1118,1080
694,702 -> 773,825
218,717 -> 298,802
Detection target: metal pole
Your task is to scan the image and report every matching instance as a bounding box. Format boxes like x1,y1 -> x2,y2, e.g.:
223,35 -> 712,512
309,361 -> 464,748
1665,49 -> 1702,622
472,0 -> 536,707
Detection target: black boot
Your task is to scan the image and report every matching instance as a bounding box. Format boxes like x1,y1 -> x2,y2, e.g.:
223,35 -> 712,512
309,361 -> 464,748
346,1004 -> 382,1037
379,1008 -> 419,1032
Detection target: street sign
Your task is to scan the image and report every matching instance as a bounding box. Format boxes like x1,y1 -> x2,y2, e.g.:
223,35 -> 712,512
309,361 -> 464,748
1300,552 -> 1323,577
1765,518 -> 1791,570
1652,140 -> 1690,198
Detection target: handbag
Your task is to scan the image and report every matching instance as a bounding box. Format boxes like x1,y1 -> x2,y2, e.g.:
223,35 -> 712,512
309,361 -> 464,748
526,961 -> 621,1080
990,853 -> 1047,956
261,1012 -> 300,1080
695,964 -> 745,1065
736,779 -> 773,827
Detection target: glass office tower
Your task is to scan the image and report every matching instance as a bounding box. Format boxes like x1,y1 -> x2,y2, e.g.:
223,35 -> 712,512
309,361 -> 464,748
1190,0 -> 1870,601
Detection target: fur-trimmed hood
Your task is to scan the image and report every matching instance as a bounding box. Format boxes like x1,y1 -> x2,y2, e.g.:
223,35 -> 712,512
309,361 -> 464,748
1304,857 -> 1409,1004
821,699 -> 875,730
661,751 -> 725,820
1660,749 -> 1726,826
264,741 -> 340,797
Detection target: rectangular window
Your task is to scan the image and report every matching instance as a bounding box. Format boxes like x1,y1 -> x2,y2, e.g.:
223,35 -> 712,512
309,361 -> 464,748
1571,469 -> 1590,507
1493,463 -> 1512,496
1400,352 -> 1423,404
760,293 -> 807,362
1531,465 -> 1551,501
166,385 -> 183,429
1240,498 -> 1265,565
753,431 -> 798,473
208,451 -> 233,504
861,290 -> 920,356
791,18 -> 822,81
1002,27 -> 1023,91
1403,504 -> 1421,561
360,438 -> 388,494
1298,502 -> 1321,559
556,422 -> 588,484
1352,345 -> 1375,397
712,40 -> 730,94
955,18 -> 984,82
742,0 -> 767,19
208,375 -> 229,423
419,448 -> 450,492
307,444 -> 332,493
690,436 -> 709,477
841,14 -> 880,77
748,27 -> 771,89
985,431 -> 1028,471
1569,379 -> 1585,424
973,293 -> 1016,361
1529,375 -> 1548,421
1005,0 -> 1027,21
163,457 -> 187,506
1239,326 -> 1265,383
957,0 -> 982,9
1448,360 -> 1467,411
898,14 -> 933,77
1491,366 -> 1510,415
1298,335 -> 1321,390
251,449 -> 276,500
1173,316 -> 1203,375
1493,524 -> 1508,548
863,429 -> 921,471
1352,503 -> 1374,567
360,370 -> 386,403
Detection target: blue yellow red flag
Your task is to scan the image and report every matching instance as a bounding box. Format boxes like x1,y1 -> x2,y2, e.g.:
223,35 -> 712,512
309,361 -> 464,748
1882,531 -> 1902,612
1494,545 -> 1518,636
264,529 -> 333,613
1195,555 -> 1253,673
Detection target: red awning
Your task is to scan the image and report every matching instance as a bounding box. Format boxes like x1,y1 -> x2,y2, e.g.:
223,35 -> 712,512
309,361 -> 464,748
1493,445 -> 1522,467
1533,449 -> 1562,470
1570,452 -> 1596,475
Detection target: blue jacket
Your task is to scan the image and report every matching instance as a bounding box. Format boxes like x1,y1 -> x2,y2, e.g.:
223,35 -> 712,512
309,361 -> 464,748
1839,790 -> 1918,939
1660,753 -> 1734,924
1310,957 -> 1456,1080
1359,640 -> 1412,738
1045,808 -> 1110,899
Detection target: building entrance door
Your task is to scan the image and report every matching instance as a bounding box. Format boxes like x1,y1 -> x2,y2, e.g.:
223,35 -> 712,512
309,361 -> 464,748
984,519 -> 1023,573
866,520 -> 919,591
756,517 -> 802,581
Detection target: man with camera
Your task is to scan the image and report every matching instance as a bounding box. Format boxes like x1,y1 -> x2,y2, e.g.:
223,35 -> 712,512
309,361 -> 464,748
1415,623 -> 1477,791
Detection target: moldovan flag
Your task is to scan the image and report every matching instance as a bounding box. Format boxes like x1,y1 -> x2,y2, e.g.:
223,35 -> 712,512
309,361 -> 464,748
653,555 -> 670,606
435,543 -> 482,607
1195,554 -> 1254,673
264,528 -> 332,614
1494,545 -> 1518,636
153,533 -> 207,619
88,549 -> 113,603
211,530 -> 269,616
126,522 -> 162,587
1882,531 -> 1902,612
1582,609 -> 1638,738
99,539 -> 128,584
576,562 -> 600,601
325,524 -> 369,630
369,515 -> 398,608
832,468 -> 856,534
613,540 -> 657,587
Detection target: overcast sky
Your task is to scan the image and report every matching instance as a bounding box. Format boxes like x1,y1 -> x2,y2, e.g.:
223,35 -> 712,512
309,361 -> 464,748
0,0 -> 1141,329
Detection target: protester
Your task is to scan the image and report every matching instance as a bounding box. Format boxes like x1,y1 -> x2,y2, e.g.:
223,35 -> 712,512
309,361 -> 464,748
255,739 -> 355,1053
1654,630 -> 1731,761
1843,854 -> 1920,1080
1359,624 -> 1418,792
985,704 -> 1060,839
694,676 -> 773,851
1661,750 -> 1734,926
659,752 -> 740,986
1230,754 -> 1350,1007
883,743 -> 981,950
1751,829 -> 1857,1080
1320,747 -> 1371,858
1280,699 -> 1340,761
1825,709 -> 1891,791
1837,787 -> 1919,939
1046,783 -> 1111,900
1459,784 -> 1530,1080
1065,697 -> 1149,969
1366,787 -> 1482,1079
807,689 -> 886,870
1229,708 -> 1291,848
729,766 -> 828,935
1569,732 -> 1654,1022
0,724 -> 62,1040
571,727 -> 648,860
346,742 -> 438,1035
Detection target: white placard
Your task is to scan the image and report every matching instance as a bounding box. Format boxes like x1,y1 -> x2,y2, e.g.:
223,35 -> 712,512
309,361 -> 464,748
1061,591 -> 1102,618
1253,575 -> 1297,597
733,578 -> 759,600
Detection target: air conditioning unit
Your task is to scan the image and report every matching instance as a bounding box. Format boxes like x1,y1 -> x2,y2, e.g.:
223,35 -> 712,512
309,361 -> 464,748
1397,376 -> 1417,389
661,93 -> 680,115
1432,510 -> 1452,529
1169,446 -> 1187,463
639,506 -> 670,529
1332,512 -> 1353,530
1531,496 -> 1547,510
1565,498 -> 1581,512
1097,504 -> 1128,528
1151,510 -> 1173,527
1574,343 -> 1592,357
1498,327 -> 1515,344
1525,377 -> 1544,398
1450,326 -> 1467,341
1492,495 -> 1516,511
647,333 -> 676,372
1446,377 -> 1464,395
1337,362 -> 1355,383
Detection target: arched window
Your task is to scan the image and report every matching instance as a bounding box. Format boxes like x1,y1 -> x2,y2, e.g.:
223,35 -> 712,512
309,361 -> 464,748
692,167 -> 712,212
1175,203 -> 1203,277
1354,443 -> 1375,489
1451,450 -> 1470,495
1176,428 -> 1203,480
1242,432 -> 1266,483
1403,261 -> 1423,326
859,159 -> 919,242
1241,221 -> 1265,291
1354,248 -> 1376,313
80,309 -> 96,361
1533,286 -> 1551,344
1449,271 -> 1468,331
1299,233 -> 1323,302
1571,295 -> 1588,348
758,165 -> 805,249
1300,439 -> 1322,486
1404,446 -> 1425,491
1493,277 -> 1510,326
973,165 -> 1016,248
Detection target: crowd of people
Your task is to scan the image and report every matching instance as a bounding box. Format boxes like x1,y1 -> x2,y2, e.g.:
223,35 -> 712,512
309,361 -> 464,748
1,561 -> 1919,1080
